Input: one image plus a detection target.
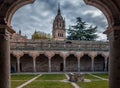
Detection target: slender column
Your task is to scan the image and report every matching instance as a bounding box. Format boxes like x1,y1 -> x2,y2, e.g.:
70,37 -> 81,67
48,43 -> 51,48
48,58 -> 51,72
106,28 -> 120,88
0,28 -> 10,88
63,58 -> 66,72
91,57 -> 94,72
64,44 -> 66,48
33,57 -> 36,72
104,57 -> 108,71
17,57 -> 20,73
78,58 -> 80,72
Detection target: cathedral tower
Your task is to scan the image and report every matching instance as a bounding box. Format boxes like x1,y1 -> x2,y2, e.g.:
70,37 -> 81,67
52,3 -> 66,41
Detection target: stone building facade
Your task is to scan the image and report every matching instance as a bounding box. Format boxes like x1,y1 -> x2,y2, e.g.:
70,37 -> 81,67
1,0 -> 120,88
10,40 -> 109,73
10,4 -> 109,73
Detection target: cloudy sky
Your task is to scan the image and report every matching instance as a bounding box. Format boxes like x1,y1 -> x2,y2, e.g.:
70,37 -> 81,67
11,0 -> 108,41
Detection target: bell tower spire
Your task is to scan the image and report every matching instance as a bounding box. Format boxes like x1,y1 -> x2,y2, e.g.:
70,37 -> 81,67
52,3 -> 66,41
57,3 -> 61,15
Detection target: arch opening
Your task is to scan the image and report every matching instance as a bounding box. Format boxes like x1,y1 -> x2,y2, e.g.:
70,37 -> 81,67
36,54 -> 48,72
66,54 -> 77,72
10,0 -> 108,41
80,54 -> 92,72
20,54 -> 33,72
10,54 -> 17,73
51,54 -> 63,72
94,54 -> 105,71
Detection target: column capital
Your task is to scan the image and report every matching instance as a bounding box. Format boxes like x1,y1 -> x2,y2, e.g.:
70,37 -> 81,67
16,56 -> 20,60
29,51 -> 39,59
59,51 -> 69,59
45,51 -> 55,59
75,52 -> 84,60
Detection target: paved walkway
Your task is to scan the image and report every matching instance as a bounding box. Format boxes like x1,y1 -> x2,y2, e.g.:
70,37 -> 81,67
88,73 -> 108,81
65,74 -> 80,88
17,74 -> 42,88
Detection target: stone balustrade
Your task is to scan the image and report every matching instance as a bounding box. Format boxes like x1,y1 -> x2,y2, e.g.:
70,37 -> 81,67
10,40 -> 109,51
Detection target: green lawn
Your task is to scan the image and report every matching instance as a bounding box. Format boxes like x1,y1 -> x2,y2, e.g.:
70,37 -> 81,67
11,74 -> 37,88
77,73 -> 108,88
24,74 -> 73,88
11,73 -> 109,88
93,73 -> 109,79
23,81 -> 73,88
11,80 -> 26,88
11,74 -> 37,80
77,80 -> 108,88
36,74 -> 66,80
84,74 -> 100,81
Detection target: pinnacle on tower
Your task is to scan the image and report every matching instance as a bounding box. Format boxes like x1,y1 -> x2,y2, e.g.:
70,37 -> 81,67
19,30 -> 21,35
57,3 -> 61,15
34,29 -> 37,34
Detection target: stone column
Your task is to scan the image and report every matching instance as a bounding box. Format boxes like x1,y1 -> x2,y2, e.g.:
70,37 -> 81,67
48,43 -> 51,48
17,56 -> 20,73
78,58 -> 80,72
33,57 -> 36,72
104,57 -> 108,72
105,27 -> 120,88
63,57 -> 66,72
64,44 -> 66,48
48,58 -> 51,72
0,27 -> 10,88
91,57 -> 94,72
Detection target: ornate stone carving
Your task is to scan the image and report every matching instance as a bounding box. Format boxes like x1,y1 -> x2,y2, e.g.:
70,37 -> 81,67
0,28 -> 9,40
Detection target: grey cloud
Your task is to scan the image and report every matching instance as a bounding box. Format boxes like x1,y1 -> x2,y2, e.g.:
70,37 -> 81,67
11,0 -> 107,40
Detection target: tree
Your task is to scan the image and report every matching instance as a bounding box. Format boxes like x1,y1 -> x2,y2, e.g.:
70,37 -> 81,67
67,17 -> 98,41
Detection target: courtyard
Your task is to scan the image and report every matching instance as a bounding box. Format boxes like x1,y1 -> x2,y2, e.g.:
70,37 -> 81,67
11,73 -> 108,88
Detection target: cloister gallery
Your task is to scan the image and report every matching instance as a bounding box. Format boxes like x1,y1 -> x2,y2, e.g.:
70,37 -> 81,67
0,0 -> 120,88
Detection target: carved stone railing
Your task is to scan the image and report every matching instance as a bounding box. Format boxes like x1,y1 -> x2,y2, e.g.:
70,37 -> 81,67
10,40 -> 109,51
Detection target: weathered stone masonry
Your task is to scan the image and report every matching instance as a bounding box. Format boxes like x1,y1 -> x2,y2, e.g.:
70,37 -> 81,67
10,50 -> 109,73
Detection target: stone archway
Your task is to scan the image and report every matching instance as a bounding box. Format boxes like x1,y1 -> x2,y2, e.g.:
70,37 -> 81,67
94,54 -> 105,71
0,0 -> 120,88
36,54 -> 49,72
51,54 -> 63,72
0,1 -> 35,87
84,0 -> 120,88
10,54 -> 17,73
66,54 -> 77,72
80,54 -> 92,72
20,54 -> 33,72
